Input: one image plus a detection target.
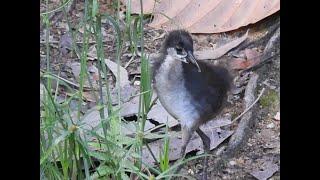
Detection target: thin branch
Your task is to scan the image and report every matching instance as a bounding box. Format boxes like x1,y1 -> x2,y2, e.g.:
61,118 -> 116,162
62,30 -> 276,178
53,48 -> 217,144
231,87 -> 265,123
240,53 -> 279,74
145,143 -> 159,164
144,124 -> 166,134
152,32 -> 165,41
149,96 -> 158,110
40,40 -> 112,44
124,55 -> 136,69
40,69 -> 91,90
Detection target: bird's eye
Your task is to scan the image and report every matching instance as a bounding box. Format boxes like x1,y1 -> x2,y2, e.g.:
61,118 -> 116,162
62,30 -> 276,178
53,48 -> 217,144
175,45 -> 183,54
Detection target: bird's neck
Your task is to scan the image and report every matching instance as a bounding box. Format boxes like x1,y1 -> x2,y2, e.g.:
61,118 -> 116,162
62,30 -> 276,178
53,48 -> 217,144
154,54 -> 184,82
163,54 -> 181,65
156,53 -> 200,77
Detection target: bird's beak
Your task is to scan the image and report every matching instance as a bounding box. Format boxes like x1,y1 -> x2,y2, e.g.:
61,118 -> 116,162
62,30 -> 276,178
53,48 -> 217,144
187,51 -> 201,72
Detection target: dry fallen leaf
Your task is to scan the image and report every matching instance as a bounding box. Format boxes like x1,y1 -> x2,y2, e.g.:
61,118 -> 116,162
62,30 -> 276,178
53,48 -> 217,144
230,58 -> 256,70
120,95 -> 140,117
68,62 -> 96,88
70,62 -> 81,80
121,121 -> 155,137
201,116 -> 232,130
120,121 -> 137,136
245,48 -> 261,60
273,112 -> 280,121
203,129 -> 234,153
250,161 -> 279,180
195,30 -> 248,60
82,105 -> 155,138
87,45 -> 97,60
82,106 -> 109,132
147,102 -> 179,128
59,33 -> 72,55
126,0 -> 280,33
230,48 -> 261,70
118,90 -> 157,117
82,91 -> 96,102
105,59 -> 131,88
88,65 -> 99,81
141,115 -> 233,165
142,134 -> 200,165
142,128 -> 233,165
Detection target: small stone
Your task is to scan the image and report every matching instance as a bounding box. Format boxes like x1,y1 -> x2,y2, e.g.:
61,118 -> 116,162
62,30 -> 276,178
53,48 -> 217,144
229,160 -> 237,166
236,158 -> 245,164
267,123 -> 275,129
188,169 -> 194,175
134,81 -> 140,86
247,143 -> 253,147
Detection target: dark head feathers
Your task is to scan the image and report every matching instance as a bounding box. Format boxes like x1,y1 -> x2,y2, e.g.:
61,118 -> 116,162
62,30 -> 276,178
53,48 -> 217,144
160,30 -> 194,54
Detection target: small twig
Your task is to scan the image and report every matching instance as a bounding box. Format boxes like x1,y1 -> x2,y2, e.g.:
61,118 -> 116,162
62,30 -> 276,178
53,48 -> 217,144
145,124 -> 166,134
40,40 -> 111,44
152,32 -> 165,41
149,96 -> 158,110
231,87 -> 265,123
144,167 -> 152,178
263,26 -> 280,55
239,52 -> 279,75
124,55 -> 136,69
40,40 -> 60,44
222,73 -> 260,159
145,143 -> 159,164
40,69 -> 91,90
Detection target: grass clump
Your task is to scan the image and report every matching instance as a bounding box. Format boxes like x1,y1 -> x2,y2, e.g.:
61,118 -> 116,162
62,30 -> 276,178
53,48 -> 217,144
40,0 -> 204,179
259,89 -> 279,108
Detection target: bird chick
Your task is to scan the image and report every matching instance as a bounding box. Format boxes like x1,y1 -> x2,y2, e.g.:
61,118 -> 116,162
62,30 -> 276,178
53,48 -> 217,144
152,30 -> 232,180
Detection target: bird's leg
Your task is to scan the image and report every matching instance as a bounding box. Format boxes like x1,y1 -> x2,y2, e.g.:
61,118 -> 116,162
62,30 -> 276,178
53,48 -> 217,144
196,128 -> 211,180
175,125 -> 193,173
180,125 -> 193,158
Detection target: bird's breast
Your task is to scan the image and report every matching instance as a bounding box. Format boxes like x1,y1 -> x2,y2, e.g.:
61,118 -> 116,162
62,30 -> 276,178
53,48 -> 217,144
154,56 -> 200,129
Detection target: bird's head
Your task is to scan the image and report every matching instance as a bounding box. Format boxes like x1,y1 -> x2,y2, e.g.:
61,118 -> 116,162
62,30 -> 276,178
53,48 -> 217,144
162,30 -> 201,72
